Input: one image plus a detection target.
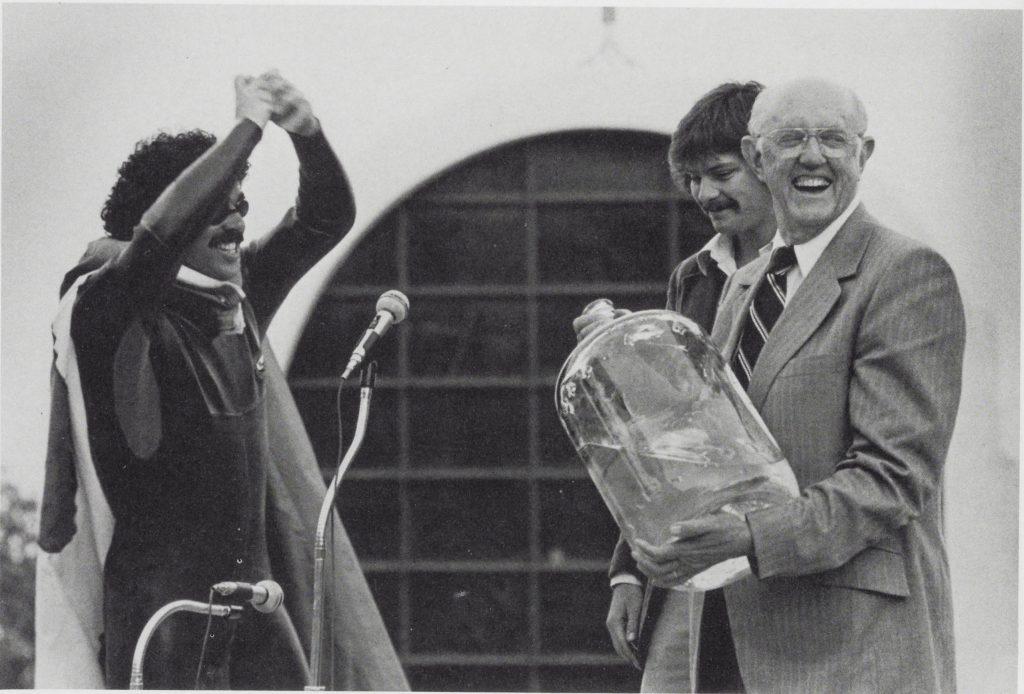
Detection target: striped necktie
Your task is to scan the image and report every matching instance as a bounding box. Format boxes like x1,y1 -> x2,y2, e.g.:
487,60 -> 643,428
731,246 -> 797,390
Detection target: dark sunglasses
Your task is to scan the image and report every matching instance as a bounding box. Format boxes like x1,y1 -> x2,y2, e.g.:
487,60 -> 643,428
216,195 -> 249,223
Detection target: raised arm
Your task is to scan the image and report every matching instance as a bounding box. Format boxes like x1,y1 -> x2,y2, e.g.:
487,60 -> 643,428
114,76 -> 274,304
260,68 -> 355,234
243,72 -> 357,328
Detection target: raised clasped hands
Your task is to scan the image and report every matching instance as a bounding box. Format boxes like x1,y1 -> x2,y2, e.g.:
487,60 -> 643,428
257,69 -> 319,137
631,511 -> 754,589
233,70 -> 319,136
234,74 -> 276,129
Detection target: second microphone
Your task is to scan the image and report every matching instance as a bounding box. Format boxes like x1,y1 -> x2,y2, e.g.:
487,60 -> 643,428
341,289 -> 410,379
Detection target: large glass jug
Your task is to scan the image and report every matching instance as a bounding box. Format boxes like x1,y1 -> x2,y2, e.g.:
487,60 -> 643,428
555,303 -> 798,591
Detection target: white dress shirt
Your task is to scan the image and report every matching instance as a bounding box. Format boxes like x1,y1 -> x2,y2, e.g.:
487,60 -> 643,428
698,232 -> 741,278
771,193 -> 861,303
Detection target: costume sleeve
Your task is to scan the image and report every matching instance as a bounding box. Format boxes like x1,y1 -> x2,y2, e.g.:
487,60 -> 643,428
744,247 -> 965,577
290,127 -> 356,232
111,119 -> 263,307
243,126 -> 355,331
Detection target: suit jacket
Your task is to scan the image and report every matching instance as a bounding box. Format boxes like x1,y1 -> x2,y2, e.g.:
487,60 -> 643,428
703,205 -> 964,693
607,248 -> 728,660
666,247 -> 730,332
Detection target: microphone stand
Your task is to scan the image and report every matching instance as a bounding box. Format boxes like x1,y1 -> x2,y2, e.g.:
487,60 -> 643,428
307,362 -> 377,691
128,600 -> 243,690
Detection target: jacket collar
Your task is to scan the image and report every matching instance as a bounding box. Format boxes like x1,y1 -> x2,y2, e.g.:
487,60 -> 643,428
730,203 -> 871,291
698,233 -> 740,277
172,266 -> 247,334
720,203 -> 875,409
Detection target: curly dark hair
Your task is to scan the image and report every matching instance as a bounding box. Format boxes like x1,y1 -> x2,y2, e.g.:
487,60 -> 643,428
100,129 -> 249,241
667,81 -> 764,190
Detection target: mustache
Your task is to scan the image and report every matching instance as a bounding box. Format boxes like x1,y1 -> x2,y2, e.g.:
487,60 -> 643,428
701,198 -> 737,214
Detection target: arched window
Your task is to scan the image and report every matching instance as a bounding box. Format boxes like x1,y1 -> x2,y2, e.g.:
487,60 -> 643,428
289,129 -> 713,691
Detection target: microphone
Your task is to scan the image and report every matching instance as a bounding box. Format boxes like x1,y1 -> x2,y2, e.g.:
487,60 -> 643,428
211,580 -> 284,614
341,290 -> 409,379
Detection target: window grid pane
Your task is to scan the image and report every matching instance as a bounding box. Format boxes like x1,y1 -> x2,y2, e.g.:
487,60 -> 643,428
291,129 -> 711,691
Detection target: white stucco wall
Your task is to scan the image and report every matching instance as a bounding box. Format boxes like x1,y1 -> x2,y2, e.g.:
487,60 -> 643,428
3,6 -> 1018,691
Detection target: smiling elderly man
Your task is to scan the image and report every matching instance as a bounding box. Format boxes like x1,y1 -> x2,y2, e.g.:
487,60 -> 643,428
631,78 -> 965,692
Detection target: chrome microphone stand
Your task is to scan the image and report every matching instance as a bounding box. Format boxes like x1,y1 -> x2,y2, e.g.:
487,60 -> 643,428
128,600 -> 243,690
307,362 -> 377,691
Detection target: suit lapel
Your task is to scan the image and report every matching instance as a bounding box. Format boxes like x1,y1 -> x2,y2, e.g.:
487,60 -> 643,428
712,256 -> 766,355
745,206 -> 875,410
745,269 -> 841,409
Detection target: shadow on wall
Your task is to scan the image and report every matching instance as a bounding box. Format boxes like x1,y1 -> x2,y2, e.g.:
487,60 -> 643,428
1,483 -> 37,688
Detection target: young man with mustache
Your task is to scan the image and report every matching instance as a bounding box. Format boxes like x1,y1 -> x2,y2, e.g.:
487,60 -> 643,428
49,71 -> 362,689
576,81 -> 776,692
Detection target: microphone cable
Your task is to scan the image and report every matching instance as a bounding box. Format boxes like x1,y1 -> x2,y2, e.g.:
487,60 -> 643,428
335,372 -> 346,473
327,364 -> 348,689
317,363 -> 345,689
193,587 -> 217,689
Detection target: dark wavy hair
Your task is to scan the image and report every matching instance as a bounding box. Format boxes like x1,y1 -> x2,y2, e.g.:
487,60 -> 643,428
100,130 -> 249,241
667,81 -> 764,190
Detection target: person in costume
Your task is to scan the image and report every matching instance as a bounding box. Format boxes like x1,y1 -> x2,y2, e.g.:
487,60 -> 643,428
35,70 -> 408,690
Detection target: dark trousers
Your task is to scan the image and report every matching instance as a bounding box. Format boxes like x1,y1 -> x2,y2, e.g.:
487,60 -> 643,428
696,588 -> 744,692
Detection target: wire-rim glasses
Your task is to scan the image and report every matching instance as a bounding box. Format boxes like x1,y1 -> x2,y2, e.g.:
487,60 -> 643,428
757,128 -> 862,157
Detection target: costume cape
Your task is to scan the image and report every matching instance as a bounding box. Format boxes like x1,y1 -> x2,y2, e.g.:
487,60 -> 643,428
36,247 -> 407,690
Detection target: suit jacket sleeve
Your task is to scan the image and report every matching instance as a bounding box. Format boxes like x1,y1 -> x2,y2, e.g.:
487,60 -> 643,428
745,246 -> 965,577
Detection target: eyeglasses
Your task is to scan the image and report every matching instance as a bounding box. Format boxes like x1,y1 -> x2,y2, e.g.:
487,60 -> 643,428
758,128 -> 861,157
216,195 -> 249,223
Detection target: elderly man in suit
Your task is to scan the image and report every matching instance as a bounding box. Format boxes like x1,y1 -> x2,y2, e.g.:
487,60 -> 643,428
632,77 -> 965,692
